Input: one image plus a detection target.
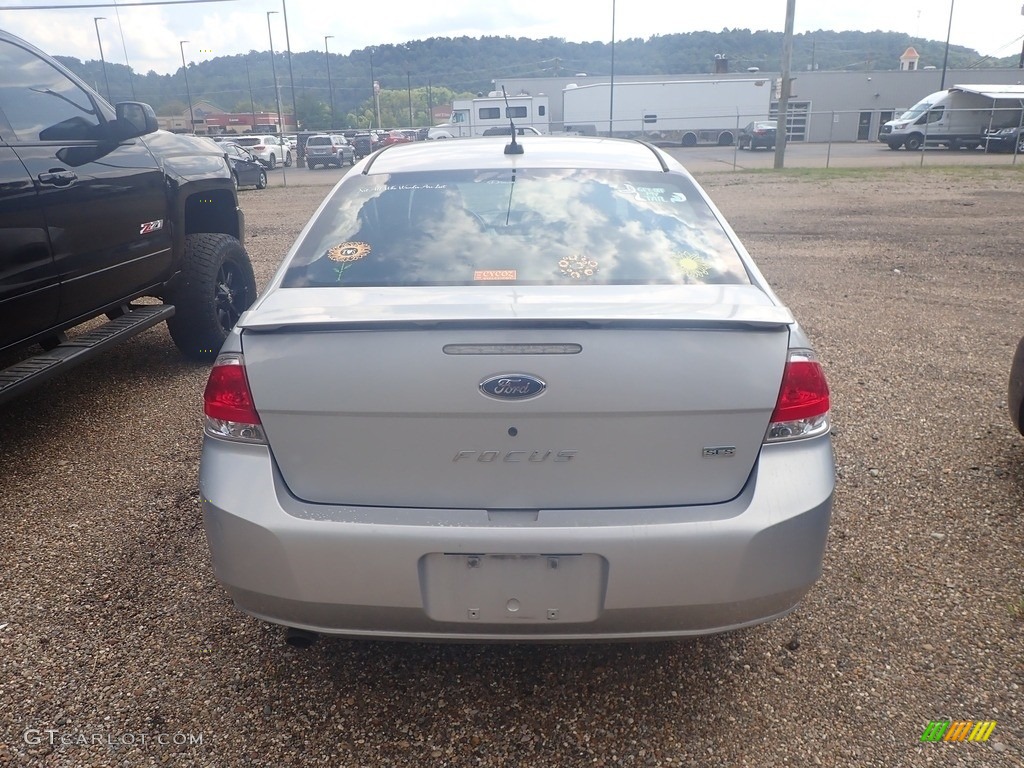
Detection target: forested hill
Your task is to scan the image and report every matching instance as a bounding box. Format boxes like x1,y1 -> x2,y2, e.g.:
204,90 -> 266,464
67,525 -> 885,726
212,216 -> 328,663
56,28 -> 1012,130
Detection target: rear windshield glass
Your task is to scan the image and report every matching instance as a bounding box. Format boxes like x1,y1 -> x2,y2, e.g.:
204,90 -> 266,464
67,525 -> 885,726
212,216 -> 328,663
281,168 -> 750,287
307,136 -> 331,145
234,137 -> 261,146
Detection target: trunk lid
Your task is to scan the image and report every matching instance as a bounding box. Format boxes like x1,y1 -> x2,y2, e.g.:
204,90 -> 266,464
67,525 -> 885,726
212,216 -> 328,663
239,285 -> 791,509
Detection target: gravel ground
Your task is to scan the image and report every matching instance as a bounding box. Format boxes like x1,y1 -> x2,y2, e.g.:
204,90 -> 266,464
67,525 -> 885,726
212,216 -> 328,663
1,165 -> 1022,767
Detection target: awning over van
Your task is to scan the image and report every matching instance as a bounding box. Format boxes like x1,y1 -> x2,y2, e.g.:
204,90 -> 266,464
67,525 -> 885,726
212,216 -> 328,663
952,84 -> 1024,100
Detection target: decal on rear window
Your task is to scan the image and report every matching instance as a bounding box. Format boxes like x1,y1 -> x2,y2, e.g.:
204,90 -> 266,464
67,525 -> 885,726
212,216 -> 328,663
474,270 -> 517,281
558,255 -> 599,281
675,251 -> 711,281
326,242 -> 371,280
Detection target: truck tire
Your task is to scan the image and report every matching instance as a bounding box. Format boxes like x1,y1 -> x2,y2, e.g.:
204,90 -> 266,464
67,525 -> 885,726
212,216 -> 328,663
165,233 -> 257,361
904,134 -> 923,151
681,132 -> 698,147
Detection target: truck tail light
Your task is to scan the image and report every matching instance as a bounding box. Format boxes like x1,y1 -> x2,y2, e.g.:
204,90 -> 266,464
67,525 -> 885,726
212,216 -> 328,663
203,353 -> 266,443
765,350 -> 831,442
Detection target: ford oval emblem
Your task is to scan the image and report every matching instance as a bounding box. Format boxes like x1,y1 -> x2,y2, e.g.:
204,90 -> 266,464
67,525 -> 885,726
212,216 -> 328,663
480,374 -> 546,401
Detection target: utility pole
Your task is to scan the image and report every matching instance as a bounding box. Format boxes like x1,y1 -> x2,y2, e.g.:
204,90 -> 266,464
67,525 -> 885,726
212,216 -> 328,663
179,40 -> 194,134
940,0 -> 955,89
93,17 -> 111,102
773,0 -> 796,169
407,71 -> 414,126
324,36 -> 335,130
608,0 -> 616,136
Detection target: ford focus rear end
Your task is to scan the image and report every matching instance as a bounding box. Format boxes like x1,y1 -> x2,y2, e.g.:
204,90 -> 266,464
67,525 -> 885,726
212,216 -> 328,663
200,136 -> 834,642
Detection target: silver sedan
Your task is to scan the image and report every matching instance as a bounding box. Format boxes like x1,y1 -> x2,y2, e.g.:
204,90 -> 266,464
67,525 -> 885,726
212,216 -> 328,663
200,135 -> 834,644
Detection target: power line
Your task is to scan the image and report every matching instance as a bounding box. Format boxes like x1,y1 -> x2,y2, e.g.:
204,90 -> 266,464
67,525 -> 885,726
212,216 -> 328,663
0,0 -> 239,8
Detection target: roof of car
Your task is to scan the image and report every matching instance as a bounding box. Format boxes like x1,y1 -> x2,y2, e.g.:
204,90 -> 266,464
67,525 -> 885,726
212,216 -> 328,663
364,135 -> 673,174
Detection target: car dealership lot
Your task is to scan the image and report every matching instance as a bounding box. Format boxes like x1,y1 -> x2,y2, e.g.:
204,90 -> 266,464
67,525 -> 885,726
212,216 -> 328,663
1,164 -> 1022,766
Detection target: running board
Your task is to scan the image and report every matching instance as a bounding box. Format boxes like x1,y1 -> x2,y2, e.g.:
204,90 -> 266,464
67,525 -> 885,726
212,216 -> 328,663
0,304 -> 175,406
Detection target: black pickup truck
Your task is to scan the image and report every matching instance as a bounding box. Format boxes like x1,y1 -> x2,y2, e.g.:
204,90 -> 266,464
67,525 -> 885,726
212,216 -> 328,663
0,29 -> 257,405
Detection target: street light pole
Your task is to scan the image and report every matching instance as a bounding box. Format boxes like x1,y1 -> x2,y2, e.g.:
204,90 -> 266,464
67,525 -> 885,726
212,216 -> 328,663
179,40 -> 194,134
266,11 -> 283,138
281,0 -> 301,164
324,35 -> 335,130
93,17 -> 112,103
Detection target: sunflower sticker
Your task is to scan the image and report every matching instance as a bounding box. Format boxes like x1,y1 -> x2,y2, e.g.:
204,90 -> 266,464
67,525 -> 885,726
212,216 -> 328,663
326,241 -> 371,281
674,251 -> 710,281
558,254 -> 599,281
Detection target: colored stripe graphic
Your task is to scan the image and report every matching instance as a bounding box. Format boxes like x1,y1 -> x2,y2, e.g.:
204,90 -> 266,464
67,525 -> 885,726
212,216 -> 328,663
968,722 -> 997,742
920,720 -> 996,742
944,721 -> 973,741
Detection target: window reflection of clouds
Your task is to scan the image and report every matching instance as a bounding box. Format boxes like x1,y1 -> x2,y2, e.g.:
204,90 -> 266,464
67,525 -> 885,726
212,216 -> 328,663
284,169 -> 749,287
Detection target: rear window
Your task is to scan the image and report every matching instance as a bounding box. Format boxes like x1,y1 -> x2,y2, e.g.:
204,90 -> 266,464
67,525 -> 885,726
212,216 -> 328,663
307,136 -> 331,146
235,137 -> 261,147
281,168 -> 750,288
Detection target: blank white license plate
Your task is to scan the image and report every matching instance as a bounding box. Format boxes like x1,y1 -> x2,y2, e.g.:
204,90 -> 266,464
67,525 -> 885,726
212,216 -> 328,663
421,553 -> 606,624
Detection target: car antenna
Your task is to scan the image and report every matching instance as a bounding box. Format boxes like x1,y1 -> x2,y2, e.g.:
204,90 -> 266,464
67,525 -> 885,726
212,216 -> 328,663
501,87 -> 524,155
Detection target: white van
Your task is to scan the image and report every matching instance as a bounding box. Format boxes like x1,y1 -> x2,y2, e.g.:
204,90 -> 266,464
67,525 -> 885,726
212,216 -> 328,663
879,84 -> 1024,151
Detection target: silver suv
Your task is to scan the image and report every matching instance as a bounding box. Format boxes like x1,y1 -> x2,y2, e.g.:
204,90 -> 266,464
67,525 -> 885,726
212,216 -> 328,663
305,134 -> 355,169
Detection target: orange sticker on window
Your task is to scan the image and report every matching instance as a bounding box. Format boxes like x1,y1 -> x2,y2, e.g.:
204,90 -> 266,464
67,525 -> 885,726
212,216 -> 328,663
474,270 -> 517,281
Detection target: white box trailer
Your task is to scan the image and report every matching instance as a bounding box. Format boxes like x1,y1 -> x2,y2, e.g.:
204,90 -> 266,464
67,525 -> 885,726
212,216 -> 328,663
561,79 -> 773,146
429,94 -> 550,139
878,84 -> 1024,150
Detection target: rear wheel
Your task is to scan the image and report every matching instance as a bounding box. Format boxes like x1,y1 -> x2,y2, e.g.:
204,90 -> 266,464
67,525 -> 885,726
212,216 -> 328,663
268,154 -> 277,170
165,233 -> 257,361
284,151 -> 292,167
681,132 -> 697,147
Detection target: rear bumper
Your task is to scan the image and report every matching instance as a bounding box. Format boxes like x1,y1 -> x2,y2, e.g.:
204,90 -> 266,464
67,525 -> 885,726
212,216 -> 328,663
201,435 -> 834,641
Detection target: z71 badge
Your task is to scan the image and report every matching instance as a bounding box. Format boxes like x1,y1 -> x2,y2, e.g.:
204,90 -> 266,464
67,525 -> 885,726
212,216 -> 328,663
139,219 -> 164,235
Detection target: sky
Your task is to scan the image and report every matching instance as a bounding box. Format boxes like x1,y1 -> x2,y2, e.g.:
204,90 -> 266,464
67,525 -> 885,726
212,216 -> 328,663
1,0 -> 1022,76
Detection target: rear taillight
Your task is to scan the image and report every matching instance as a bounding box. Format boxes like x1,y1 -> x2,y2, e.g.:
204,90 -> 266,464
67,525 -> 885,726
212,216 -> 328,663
765,350 -> 830,442
203,353 -> 266,443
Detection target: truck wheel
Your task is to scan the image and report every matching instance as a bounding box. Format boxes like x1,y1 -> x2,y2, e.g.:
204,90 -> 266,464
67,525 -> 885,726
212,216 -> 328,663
165,234 -> 257,361
904,134 -> 923,151
681,133 -> 698,147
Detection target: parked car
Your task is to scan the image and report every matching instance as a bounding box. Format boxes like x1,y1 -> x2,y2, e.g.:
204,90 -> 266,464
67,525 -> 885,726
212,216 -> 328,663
738,120 -> 777,150
481,126 -> 543,136
233,135 -> 292,169
983,125 -> 1024,153
351,131 -> 375,159
305,134 -> 355,168
200,135 -> 834,645
221,142 -> 268,189
379,129 -> 415,148
0,28 -> 256,405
